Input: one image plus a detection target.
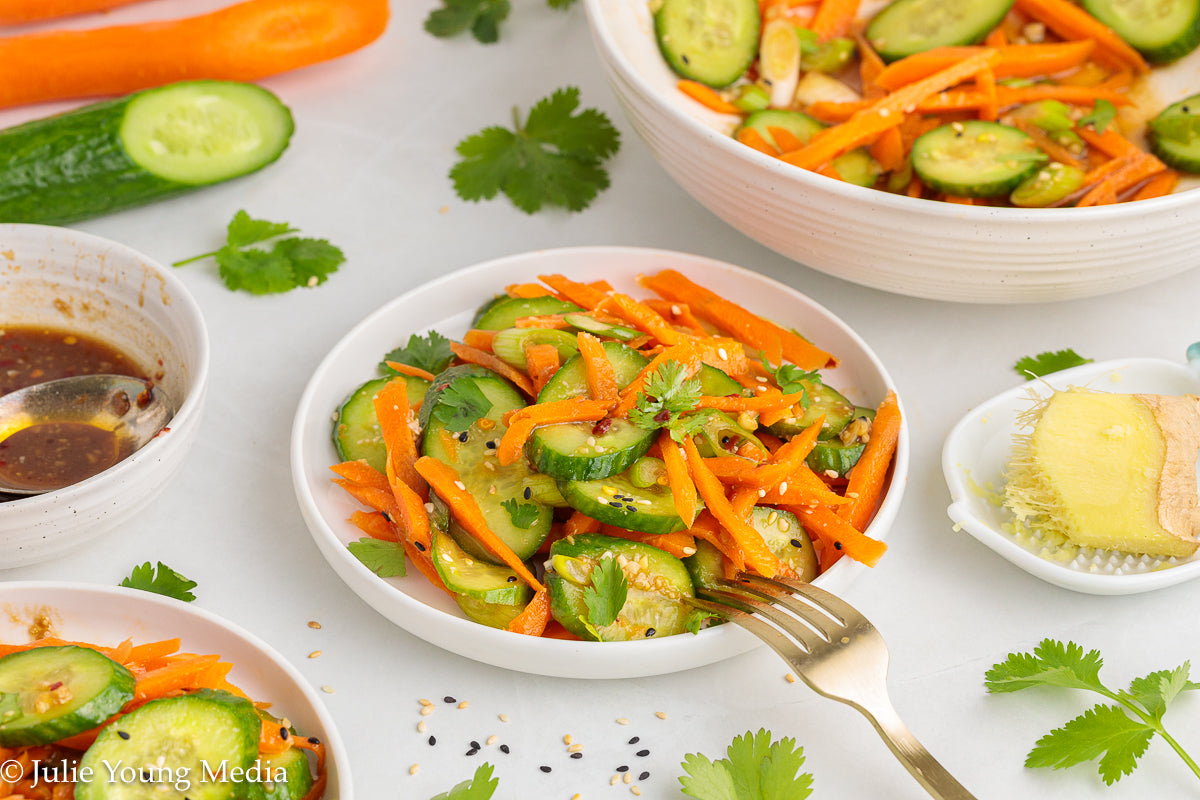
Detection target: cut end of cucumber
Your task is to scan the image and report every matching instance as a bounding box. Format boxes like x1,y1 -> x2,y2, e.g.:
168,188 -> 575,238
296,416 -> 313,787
120,81 -> 294,185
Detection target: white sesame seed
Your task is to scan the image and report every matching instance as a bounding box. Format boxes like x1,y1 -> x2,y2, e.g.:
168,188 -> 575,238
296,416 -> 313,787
631,787 -> 642,796
564,734 -> 573,745
717,348 -> 728,360
671,305 -> 681,315
611,775 -> 620,786
785,673 -> 797,683
321,685 -> 334,694
756,376 -> 768,383
307,620 -> 322,629
487,735 -> 498,745
623,773 -> 632,784
568,744 -> 584,753
758,489 -> 767,498
308,650 -> 322,659
655,711 -> 667,719
421,706 -> 434,716
499,713 -> 510,722
616,718 -> 630,725
420,698 -> 433,706
458,701 -> 469,709
417,720 -> 427,733
409,764 -> 420,776
454,480 -> 466,491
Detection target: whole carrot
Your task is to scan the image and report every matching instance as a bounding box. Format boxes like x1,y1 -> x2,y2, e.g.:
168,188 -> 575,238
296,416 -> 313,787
0,0 -> 389,109
0,0 -> 150,24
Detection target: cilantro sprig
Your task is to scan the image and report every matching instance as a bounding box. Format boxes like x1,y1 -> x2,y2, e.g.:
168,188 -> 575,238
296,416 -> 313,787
173,211 -> 345,294
986,638 -> 1200,785
348,538 -> 407,578
501,498 -> 540,529
765,359 -> 820,409
425,0 -> 576,44
1079,99 -> 1117,134
451,87 -> 620,214
431,377 -> 494,434
382,331 -> 455,376
1014,348 -> 1093,379
120,561 -> 197,602
680,729 -> 814,800
629,362 -> 707,443
581,558 -> 628,633
430,763 -> 499,800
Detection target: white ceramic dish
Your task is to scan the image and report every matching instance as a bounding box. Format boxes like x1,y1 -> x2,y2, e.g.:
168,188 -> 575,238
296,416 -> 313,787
291,246 -> 908,678
0,581 -> 348,798
583,0 -> 1200,304
943,355 -> 1200,595
0,225 -> 209,568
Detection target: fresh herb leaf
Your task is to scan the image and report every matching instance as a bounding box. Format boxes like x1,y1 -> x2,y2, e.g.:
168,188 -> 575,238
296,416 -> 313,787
765,359 -> 821,409
424,0 -> 510,44
451,87 -> 620,214
1079,99 -> 1117,133
348,538 -> 407,578
501,498 -> 540,529
582,557 -> 628,629
1150,114 -> 1200,146
546,0 -> 577,8
431,763 -> 499,800
173,211 -> 345,294
382,331 -> 455,375
120,561 -> 197,602
1014,348 -> 1093,379
686,610 -> 719,635
680,729 -> 813,800
629,362 -> 706,442
431,378 -> 493,434
986,638 -> 1200,785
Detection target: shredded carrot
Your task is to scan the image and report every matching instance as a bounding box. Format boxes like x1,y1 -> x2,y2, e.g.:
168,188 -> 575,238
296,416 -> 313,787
613,343 -> 703,417
506,282 -> 554,298
0,0 -> 153,23
694,390 -> 806,413
874,41 -> 1096,91
506,588 -> 551,636
524,342 -> 561,394
1132,170 -> 1179,201
869,126 -> 906,172
564,511 -> 601,537
855,31 -> 888,96
607,293 -> 683,344
789,503 -> 888,568
374,377 -> 423,495
462,329 -> 496,351
576,332 -> 620,404
1077,123 -> 1141,158
538,274 -> 608,309
1013,0 -> 1148,72
660,431 -> 701,527
384,361 -> 437,382
514,314 -> 570,329
810,0 -> 859,39
644,299 -> 709,336
495,398 -> 613,466
449,341 -> 535,397
330,459 -> 389,492
736,126 -> 780,156
676,79 -> 743,114
350,508 -> 395,541
1077,151 -> 1165,206
839,390 -> 901,531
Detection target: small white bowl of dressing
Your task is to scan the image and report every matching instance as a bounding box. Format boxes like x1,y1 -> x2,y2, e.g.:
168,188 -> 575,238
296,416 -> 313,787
0,224 -> 210,568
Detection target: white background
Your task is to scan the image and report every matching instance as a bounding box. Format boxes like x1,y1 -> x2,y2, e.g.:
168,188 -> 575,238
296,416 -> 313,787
6,1 -> 1200,798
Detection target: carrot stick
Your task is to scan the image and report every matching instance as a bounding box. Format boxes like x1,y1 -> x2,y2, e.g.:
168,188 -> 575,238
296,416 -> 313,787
506,588 -> 551,636
495,398 -> 613,465
415,456 -> 544,590
736,126 -> 780,156
525,342 -> 561,394
538,274 -> 607,309
607,293 -> 683,345
0,0 -> 149,24
1013,0 -> 1147,71
384,361 -> 437,382
351,509 -> 396,541
1012,119 -> 1086,168
1077,152 -> 1165,206
644,299 -> 710,337
134,655 -> 223,701
660,431 -> 700,527
839,390 -> 900,531
869,126 -> 906,171
739,415 -> 823,489
874,41 -> 1096,91
332,477 -> 400,518
788,503 -> 888,567
677,79 -> 743,114
810,0 -> 860,39
374,377 -> 423,495
577,332 -> 620,404
125,638 -> 182,664
1132,170 -> 1179,200
462,329 -> 497,351
1076,123 -> 1140,158
330,459 -> 389,492
506,282 -> 554,298
450,341 -> 536,397
564,511 -> 601,537
514,314 -> 570,329
0,0 -> 390,110
855,32 -> 888,97
984,25 -> 1008,47
694,390 -> 806,413
613,344 -> 703,417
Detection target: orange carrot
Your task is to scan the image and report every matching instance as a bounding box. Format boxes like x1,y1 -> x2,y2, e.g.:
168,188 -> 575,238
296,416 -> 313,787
507,588 -> 551,636
1013,119 -> 1086,168
538,274 -> 608,309
660,431 -> 700,527
525,342 -> 561,394
607,293 -> 683,345
810,0 -> 859,39
495,399 -> 613,466
765,125 -> 806,154
577,332 -> 620,403
736,126 -> 780,156
855,32 -> 888,96
1132,170 -> 1179,201
450,341 -> 535,397
873,41 -> 1096,91
415,457 -> 543,590
0,0 -> 148,24
687,510 -> 747,572
613,343 -> 703,417
839,390 -> 901,530
788,503 -> 888,567
1077,151 -> 1165,206
350,508 -> 396,541
677,79 -> 743,114
125,638 -> 183,664
564,511 -> 601,537
0,0 -> 390,109
1013,0 -> 1147,71
740,415 -> 823,489
694,390 -> 806,413
330,459 -> 389,492
644,299 -> 710,337
1076,123 -> 1140,158
384,361 -> 437,382
374,377 -> 423,494
134,655 -> 222,701
506,282 -> 554,298
869,126 -> 906,171
462,329 -> 497,351
331,477 -> 399,518
601,526 -> 697,559
984,25 -> 1008,47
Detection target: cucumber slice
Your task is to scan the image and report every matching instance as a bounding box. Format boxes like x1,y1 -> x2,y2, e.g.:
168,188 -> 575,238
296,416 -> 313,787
431,528 -> 534,605
808,438 -> 866,477
0,645 -> 135,746
654,0 -> 760,88
739,110 -> 882,186
472,295 -> 582,331
866,0 -> 1016,61
1149,93 -> 1200,173
559,472 -> 698,536
1009,162 -> 1086,207
77,689 -> 260,800
0,81 -> 293,225
683,539 -> 727,592
245,745 -> 315,800
454,594 -> 528,629
697,364 -> 745,396
692,409 -> 765,457
547,534 -> 697,641
562,313 -> 641,341
333,374 -> 429,472
766,379 -> 860,440
491,328 -> 579,370
911,121 -> 1048,198
1082,0 -> 1200,63
752,507 -> 818,580
422,366 -> 552,562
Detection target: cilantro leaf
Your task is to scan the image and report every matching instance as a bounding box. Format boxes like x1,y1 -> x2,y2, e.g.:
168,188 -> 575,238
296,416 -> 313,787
173,211 -> 345,294
431,378 -> 493,434
1013,348 -> 1093,379
984,639 -> 1106,693
1026,705 -> 1153,784
629,362 -> 706,442
1127,663 -> 1200,722
1079,99 -> 1117,133
347,538 -> 407,578
120,561 -> 197,602
424,0 -> 510,44
431,763 -> 499,800
501,498 -> 540,529
382,331 -> 455,375
451,87 -> 620,214
1150,113 -> 1200,146
680,729 -> 813,800
581,558 -> 627,629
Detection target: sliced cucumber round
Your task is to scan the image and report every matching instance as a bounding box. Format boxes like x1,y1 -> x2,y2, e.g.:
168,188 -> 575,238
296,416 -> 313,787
767,378 -> 857,439
1009,162 -> 1086,207
1082,0 -> 1200,63
1149,93 -> 1200,173
692,409 -> 765,458
472,295 -> 581,331
491,327 -> 579,371
559,472 -> 696,536
432,528 -> 534,605
752,507 -> 818,581
654,0 -> 760,88
244,744 -> 315,800
911,121 -> 1048,198
866,0 -> 1016,61
77,689 -> 261,800
0,645 -> 135,746
454,594 -> 529,629
562,313 -> 641,341
333,374 -> 429,472
683,539 -> 727,592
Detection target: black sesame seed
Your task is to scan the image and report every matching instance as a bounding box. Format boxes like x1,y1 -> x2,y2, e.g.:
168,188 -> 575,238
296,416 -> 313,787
458,432 -> 469,442
308,736 -> 321,745
639,771 -> 650,781
625,505 -> 637,512
507,576 -> 518,582
790,538 -> 803,548
609,501 -> 623,508
415,541 -> 427,552
467,748 -> 479,756
117,731 -> 130,740
834,541 -> 843,550
444,696 -> 456,703
486,440 -> 497,449
681,53 -> 690,64
380,511 -> 391,522
628,737 -> 640,745
500,744 -> 511,754
523,487 -> 532,500
645,627 -> 656,637
429,736 -> 437,746
570,752 -> 583,760
540,765 -> 552,773
616,765 -> 629,773
637,749 -> 650,757
279,727 -> 289,740
471,740 -> 481,749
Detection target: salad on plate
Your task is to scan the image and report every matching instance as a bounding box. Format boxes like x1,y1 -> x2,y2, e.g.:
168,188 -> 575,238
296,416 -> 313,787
329,269 -> 899,642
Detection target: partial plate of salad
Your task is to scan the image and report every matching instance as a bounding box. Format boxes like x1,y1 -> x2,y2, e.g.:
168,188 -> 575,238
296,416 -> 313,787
291,247 -> 908,678
0,582 -> 347,800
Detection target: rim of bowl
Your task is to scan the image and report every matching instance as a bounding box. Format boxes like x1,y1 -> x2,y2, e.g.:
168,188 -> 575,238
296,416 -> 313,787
582,0 -> 1197,223
290,245 -> 909,672
0,223 -> 211,510
0,580 -> 350,796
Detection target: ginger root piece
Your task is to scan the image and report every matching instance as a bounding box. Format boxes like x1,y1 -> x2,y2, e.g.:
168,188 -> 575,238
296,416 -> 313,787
1005,389 -> 1200,558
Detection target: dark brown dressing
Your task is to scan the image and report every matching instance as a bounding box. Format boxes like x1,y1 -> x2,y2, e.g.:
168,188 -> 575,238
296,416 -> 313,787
0,326 -> 147,396
0,421 -> 131,491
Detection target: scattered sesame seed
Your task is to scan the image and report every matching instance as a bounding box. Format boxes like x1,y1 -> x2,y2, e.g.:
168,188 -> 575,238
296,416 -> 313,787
758,489 -> 767,498
571,752 -> 583,760
410,765 -> 420,776
308,650 -> 321,659
564,734 -> 573,745
523,487 -> 531,500
471,741 -> 481,750
499,713 -> 510,722
655,711 -> 667,720
467,748 -> 479,756
458,701 -> 469,709
417,721 -> 427,733
616,718 -> 630,726
118,731 -> 130,740
639,771 -> 650,781
568,744 -> 583,753
636,750 -> 649,757
628,737 -> 640,744
611,775 -> 620,786
778,481 -> 788,494
631,786 -> 642,796
500,744 -> 510,754
420,698 -> 433,707
428,736 -> 436,746
454,480 -> 466,491
540,766 -> 552,773
623,773 -> 633,784
421,706 -> 434,716
616,766 -> 629,773
444,696 -> 456,704
487,735 -> 498,746
573,794 -> 582,800
307,621 -> 322,629
321,685 -> 334,694
785,673 -> 797,683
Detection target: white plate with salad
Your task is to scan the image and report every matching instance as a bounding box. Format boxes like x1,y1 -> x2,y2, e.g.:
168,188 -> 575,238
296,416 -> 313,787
0,581 -> 347,799
290,246 -> 908,678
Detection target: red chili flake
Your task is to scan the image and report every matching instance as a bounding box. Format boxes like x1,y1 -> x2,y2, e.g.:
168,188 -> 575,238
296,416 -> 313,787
653,410 -> 671,423
591,418 -> 613,436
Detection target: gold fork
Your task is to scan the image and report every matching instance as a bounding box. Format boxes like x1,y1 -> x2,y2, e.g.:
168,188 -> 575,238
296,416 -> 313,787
689,574 -> 979,800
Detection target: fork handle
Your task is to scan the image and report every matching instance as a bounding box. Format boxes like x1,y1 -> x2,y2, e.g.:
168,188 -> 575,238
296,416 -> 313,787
856,696 -> 979,800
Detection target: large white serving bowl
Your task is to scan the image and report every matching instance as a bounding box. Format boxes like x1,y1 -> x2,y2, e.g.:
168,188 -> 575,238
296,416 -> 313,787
0,224 -> 209,567
584,0 -> 1200,304
0,582 -> 348,798
291,246 -> 908,678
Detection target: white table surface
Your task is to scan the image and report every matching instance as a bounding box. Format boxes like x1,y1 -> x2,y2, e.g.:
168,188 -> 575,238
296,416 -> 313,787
6,2 -> 1200,798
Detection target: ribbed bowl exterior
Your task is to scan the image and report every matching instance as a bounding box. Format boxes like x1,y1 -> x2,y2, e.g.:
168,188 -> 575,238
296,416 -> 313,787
585,0 -> 1200,303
